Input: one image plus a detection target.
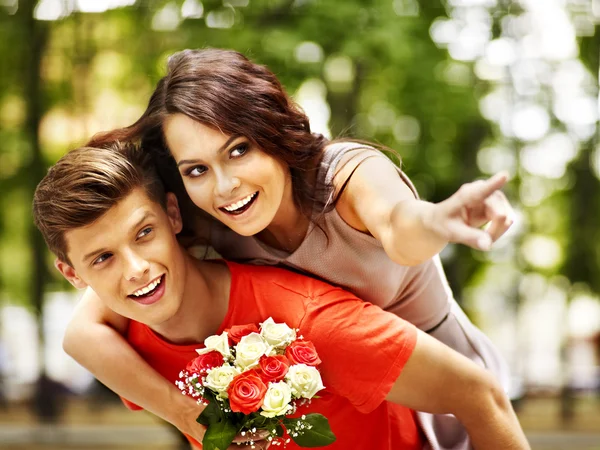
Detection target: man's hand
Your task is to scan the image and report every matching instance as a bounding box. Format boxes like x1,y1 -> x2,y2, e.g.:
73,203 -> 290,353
180,411 -> 270,450
230,429 -> 271,449
427,172 -> 514,251
191,437 -> 271,450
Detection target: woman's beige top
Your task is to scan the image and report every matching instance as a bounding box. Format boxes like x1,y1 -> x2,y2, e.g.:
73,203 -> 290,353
211,142 -> 452,331
210,141 -> 510,450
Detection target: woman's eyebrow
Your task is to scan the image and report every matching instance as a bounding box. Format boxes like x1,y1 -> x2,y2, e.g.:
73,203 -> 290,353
177,134 -> 242,167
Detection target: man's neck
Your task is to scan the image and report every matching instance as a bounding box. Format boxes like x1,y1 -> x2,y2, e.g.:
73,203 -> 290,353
151,256 -> 231,345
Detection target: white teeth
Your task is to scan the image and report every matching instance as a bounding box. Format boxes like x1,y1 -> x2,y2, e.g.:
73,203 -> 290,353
132,277 -> 162,297
223,193 -> 256,212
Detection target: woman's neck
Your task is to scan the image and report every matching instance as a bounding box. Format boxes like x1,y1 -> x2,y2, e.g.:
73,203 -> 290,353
257,213 -> 311,253
256,175 -> 312,253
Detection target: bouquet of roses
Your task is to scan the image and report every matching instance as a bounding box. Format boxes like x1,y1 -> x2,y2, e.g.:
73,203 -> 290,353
177,317 -> 336,450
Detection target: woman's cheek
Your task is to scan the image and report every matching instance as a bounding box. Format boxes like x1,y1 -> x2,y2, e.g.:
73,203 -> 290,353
187,185 -> 211,210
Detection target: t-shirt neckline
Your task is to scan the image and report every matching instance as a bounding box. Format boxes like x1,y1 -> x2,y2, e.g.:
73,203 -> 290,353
135,260 -> 239,351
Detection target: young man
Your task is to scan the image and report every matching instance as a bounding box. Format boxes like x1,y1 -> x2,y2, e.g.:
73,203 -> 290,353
33,142 -> 530,450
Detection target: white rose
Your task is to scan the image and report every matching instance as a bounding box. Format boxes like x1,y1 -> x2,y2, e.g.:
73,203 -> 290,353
203,365 -> 240,397
260,381 -> 293,418
235,333 -> 270,369
260,317 -> 296,348
285,364 -> 325,400
196,332 -> 231,358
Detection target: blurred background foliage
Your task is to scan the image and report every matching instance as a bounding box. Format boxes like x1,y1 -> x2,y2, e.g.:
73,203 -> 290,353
0,0 -> 599,408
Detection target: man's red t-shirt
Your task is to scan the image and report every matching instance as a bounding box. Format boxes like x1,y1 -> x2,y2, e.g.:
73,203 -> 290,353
122,261 -> 423,449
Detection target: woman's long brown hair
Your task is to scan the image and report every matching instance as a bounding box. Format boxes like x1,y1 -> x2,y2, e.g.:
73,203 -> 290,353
88,48 -> 387,243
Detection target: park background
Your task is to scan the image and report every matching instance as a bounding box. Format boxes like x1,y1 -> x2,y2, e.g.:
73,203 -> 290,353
0,0 -> 599,449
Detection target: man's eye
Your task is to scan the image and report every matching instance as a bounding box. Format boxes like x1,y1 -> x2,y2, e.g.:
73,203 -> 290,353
138,227 -> 153,239
185,165 -> 207,177
230,143 -> 249,158
93,253 -> 112,265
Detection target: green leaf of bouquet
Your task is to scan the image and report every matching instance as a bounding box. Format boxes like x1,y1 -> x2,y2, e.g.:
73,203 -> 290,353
201,419 -> 238,450
239,411 -> 258,427
284,414 -> 336,447
197,396 -> 223,426
241,412 -> 271,430
232,411 -> 247,427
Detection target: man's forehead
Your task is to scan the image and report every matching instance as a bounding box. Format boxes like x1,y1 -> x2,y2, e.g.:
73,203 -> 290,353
64,189 -> 162,263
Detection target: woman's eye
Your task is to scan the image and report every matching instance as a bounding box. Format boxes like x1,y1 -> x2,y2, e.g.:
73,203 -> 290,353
93,253 -> 112,265
138,227 -> 153,239
230,143 -> 249,158
185,165 -> 207,177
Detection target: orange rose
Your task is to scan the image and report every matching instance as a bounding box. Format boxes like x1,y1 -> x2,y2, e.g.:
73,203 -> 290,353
186,351 -> 224,375
227,371 -> 267,415
285,340 -> 321,366
226,323 -> 260,344
258,355 -> 290,382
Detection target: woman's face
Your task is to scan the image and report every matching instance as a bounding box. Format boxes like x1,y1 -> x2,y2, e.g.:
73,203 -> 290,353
163,113 -> 291,236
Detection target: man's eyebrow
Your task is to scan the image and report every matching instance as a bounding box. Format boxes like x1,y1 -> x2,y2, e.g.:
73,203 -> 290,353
81,211 -> 155,263
176,134 -> 242,167
130,211 -> 154,233
82,247 -> 109,264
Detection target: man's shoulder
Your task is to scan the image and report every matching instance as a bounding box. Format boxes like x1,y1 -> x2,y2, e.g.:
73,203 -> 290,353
228,261 -> 341,300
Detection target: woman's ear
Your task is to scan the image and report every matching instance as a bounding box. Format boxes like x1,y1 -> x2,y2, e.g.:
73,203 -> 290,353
165,193 -> 183,234
54,259 -> 88,289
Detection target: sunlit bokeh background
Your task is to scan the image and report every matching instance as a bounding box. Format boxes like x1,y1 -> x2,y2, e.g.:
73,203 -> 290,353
0,0 -> 599,449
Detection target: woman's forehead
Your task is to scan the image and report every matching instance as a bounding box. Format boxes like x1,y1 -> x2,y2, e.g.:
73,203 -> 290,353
165,115 -> 230,153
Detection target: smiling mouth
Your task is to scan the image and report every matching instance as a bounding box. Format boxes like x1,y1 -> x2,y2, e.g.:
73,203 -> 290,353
128,275 -> 164,300
219,192 -> 258,216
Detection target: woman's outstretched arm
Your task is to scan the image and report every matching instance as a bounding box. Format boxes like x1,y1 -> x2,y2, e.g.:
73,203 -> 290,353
334,153 -> 513,266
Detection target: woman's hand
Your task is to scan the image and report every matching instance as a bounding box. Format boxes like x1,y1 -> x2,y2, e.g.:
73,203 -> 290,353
426,172 -> 513,251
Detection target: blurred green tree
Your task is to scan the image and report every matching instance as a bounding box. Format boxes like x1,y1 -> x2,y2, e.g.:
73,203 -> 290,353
0,2 -> 597,393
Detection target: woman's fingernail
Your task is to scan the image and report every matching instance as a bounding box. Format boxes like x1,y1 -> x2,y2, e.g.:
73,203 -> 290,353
478,235 -> 492,251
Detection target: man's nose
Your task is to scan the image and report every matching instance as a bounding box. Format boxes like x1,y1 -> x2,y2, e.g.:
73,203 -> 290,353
123,249 -> 150,281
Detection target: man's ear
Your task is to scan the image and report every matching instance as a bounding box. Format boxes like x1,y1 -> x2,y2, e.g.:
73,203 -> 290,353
54,259 -> 88,289
165,192 -> 183,234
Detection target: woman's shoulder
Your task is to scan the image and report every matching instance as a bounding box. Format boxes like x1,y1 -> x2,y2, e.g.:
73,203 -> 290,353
324,140 -> 398,172
322,141 -> 398,191
322,140 -> 379,158
319,140 -> 384,187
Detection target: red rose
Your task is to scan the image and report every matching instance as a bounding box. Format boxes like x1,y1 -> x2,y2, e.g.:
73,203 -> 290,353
228,371 -> 268,415
186,351 -> 224,375
285,340 -> 322,366
226,323 -> 260,344
258,355 -> 290,382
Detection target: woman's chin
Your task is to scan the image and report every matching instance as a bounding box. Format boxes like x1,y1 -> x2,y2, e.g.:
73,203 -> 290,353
225,220 -> 267,237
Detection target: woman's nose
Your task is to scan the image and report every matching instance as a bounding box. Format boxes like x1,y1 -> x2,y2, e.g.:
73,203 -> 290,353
215,171 -> 241,197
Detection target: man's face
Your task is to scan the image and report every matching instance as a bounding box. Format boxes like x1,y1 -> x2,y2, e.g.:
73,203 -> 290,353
57,188 -> 188,328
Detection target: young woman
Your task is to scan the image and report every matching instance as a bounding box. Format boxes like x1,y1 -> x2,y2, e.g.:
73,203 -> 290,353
65,48 -> 515,449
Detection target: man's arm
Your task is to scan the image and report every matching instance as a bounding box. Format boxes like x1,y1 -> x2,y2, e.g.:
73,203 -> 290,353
64,289 -> 270,449
63,288 -> 204,440
299,284 -> 529,450
387,329 -> 530,450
